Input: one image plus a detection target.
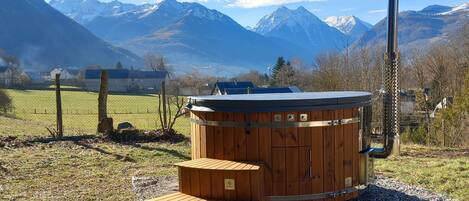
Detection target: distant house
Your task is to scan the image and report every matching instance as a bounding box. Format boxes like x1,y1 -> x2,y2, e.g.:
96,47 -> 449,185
211,81 -> 302,95
0,66 -> 12,86
49,68 -> 79,80
211,81 -> 256,95
84,69 -> 167,92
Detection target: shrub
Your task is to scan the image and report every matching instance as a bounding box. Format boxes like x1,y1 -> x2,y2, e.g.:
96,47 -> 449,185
0,89 -> 12,114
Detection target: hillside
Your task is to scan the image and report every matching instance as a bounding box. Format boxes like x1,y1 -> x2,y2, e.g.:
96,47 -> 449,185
354,3 -> 469,52
0,0 -> 142,70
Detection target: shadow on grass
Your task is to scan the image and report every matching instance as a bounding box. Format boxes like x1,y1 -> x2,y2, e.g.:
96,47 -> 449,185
74,141 -> 136,163
129,143 -> 190,160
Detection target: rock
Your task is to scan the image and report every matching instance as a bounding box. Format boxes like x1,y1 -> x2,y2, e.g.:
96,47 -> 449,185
117,122 -> 135,131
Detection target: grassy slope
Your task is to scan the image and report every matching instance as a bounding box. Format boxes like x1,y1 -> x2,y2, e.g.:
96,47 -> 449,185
0,141 -> 190,200
375,145 -> 469,201
4,89 -> 190,138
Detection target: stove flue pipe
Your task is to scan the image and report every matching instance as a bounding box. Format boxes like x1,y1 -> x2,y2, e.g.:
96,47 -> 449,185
370,0 -> 400,158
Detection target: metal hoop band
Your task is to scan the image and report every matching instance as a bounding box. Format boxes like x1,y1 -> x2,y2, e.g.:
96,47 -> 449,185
190,117 -> 359,128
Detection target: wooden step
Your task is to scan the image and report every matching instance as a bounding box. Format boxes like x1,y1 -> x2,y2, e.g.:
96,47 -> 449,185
176,158 -> 261,171
177,158 -> 265,201
147,192 -> 210,201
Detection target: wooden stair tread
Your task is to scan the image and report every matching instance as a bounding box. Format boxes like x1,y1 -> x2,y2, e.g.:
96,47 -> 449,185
147,192 -> 210,201
176,158 -> 261,171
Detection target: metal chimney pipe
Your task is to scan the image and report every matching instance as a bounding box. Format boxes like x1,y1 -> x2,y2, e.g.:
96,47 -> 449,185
370,0 -> 400,158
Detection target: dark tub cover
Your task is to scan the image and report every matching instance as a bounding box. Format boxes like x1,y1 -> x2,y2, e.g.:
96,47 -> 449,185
188,91 -> 372,112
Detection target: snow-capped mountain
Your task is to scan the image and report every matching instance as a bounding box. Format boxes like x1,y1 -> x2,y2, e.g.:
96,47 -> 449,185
0,0 -> 141,70
354,3 -> 469,52
51,0 -> 311,74
49,0 -> 149,24
440,2 -> 469,15
325,16 -> 372,41
254,6 -> 348,55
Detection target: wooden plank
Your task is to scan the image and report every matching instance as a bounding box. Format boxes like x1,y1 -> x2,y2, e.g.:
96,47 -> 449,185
285,112 -> 299,147
191,112 -> 196,159
250,169 -> 263,201
285,147 -> 299,195
299,112 -> 312,147
234,113 -> 247,161
211,170 -> 224,200
352,108 -> 360,199
180,167 -> 192,195
199,169 -> 212,199
223,171 -> 237,200
271,112 -> 285,147
200,112 -> 207,158
343,109 -> 354,200
213,112 -> 224,160
272,147 -> 286,196
247,113 -> 260,161
236,171 -> 252,200
223,112 -> 235,160
205,112 -> 215,158
311,110 -> 324,200
323,110 -> 335,201
194,112 -> 201,159
334,109 -> 345,201
258,112 -> 272,196
299,146 -> 312,195
190,169 -> 200,197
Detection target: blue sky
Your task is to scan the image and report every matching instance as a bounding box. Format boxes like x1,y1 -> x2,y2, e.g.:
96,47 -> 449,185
102,0 -> 468,26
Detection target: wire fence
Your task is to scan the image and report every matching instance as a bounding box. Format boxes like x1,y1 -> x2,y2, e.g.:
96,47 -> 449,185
6,82 -> 190,138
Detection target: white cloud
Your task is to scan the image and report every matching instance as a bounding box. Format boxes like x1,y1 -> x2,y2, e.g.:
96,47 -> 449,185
227,0 -> 327,8
368,9 -> 386,13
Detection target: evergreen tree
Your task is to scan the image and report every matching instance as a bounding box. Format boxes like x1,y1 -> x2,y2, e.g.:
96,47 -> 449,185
272,57 -> 286,80
115,61 -> 124,69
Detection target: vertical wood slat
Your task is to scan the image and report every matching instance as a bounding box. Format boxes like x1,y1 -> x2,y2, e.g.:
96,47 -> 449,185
199,169 -> 212,199
211,171 -> 224,200
272,147 -> 286,196
285,147 -> 299,195
190,169 -> 200,197
223,171 -> 237,200
234,113 -> 247,161
311,111 -> 324,200
179,166 -> 191,195
190,112 -> 195,159
343,109 -> 354,200
258,112 -> 272,196
223,112 -> 235,160
200,112 -> 207,158
352,108 -> 360,198
334,109 -> 345,201
236,171 -> 252,200
323,110 -> 335,201
247,113 -> 260,161
299,146 -> 312,195
271,112 -> 286,147
213,112 -> 224,160
285,112 -> 299,147
205,112 -> 215,158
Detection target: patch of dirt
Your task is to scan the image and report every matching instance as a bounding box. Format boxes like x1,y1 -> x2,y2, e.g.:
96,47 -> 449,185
0,136 -> 31,148
132,176 -> 178,201
107,129 -> 188,144
400,148 -> 469,159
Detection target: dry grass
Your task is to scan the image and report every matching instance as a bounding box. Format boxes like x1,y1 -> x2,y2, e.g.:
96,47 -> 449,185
375,144 -> 469,201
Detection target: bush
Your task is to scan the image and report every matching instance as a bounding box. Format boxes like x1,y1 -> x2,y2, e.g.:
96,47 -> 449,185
0,89 -> 12,114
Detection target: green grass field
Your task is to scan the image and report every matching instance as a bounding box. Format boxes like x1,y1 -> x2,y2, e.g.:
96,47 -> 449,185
4,89 -> 190,138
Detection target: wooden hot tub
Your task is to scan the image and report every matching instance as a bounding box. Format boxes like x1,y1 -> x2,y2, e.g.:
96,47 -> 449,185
182,92 -> 374,201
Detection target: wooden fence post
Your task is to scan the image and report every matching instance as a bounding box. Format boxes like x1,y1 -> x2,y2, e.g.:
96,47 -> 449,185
98,70 -> 113,134
55,73 -> 63,138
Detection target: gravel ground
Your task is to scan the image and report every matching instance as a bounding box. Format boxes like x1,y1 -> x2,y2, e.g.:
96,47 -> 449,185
358,175 -> 454,201
133,175 -> 454,201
